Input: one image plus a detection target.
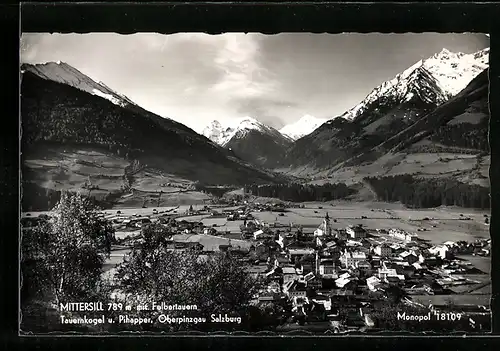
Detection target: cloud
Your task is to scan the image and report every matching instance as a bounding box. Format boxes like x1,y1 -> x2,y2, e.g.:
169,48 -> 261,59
210,34 -> 279,99
20,33 -> 490,132
231,97 -> 299,128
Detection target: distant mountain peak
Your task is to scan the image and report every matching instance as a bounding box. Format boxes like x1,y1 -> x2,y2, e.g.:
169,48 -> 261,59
202,117 -> 284,146
436,47 -> 452,56
280,115 -> 328,140
209,120 -> 222,128
202,120 -> 227,145
235,116 -> 264,130
334,47 -> 489,122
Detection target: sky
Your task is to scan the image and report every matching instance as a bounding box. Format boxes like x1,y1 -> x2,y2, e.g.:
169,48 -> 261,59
20,33 -> 489,133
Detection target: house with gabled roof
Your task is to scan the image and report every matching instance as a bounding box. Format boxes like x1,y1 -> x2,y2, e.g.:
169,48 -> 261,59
366,276 -> 382,291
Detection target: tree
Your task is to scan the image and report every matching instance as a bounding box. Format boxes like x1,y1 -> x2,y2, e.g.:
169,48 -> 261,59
364,175 -> 490,209
21,191 -> 114,308
115,224 -> 257,331
370,302 -> 418,330
141,223 -> 172,249
249,301 -> 288,330
157,190 -> 163,207
384,285 -> 406,305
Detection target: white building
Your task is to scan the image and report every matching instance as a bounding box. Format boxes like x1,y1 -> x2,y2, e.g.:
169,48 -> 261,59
366,276 -> 382,291
429,245 -> 451,259
341,250 -> 366,268
377,268 -> 397,280
335,275 -> 356,289
346,225 -> 366,239
318,258 -> 336,278
312,296 -> 332,311
389,228 -> 417,241
254,230 -> 274,240
282,266 -> 300,284
374,244 -> 392,257
316,236 -> 323,247
276,233 -> 287,249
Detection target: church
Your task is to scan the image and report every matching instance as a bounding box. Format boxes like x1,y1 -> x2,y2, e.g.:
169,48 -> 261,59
314,213 -> 333,237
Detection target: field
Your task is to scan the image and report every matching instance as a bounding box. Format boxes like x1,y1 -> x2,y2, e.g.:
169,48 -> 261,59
306,150 -> 489,189
23,146 -> 130,194
22,144 -> 212,210
249,202 -> 491,245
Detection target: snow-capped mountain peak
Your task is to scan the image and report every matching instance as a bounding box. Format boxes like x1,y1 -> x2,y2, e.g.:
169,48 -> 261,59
435,48 -> 453,58
422,47 -> 489,96
202,116 -> 286,146
234,116 -> 264,132
21,61 -> 133,108
201,120 -> 225,144
334,47 -> 489,122
280,115 -> 328,140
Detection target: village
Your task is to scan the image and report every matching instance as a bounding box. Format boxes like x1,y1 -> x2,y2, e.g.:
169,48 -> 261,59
21,198 -> 491,332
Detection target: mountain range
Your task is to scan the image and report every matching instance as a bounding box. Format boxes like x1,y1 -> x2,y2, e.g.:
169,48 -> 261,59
281,47 -> 489,174
200,47 -> 488,173
201,114 -> 329,144
338,48 -> 489,121
20,46 -> 490,209
317,67 -> 490,195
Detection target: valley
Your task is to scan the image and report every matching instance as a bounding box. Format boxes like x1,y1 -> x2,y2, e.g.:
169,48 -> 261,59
23,199 -> 491,306
53,199 -> 490,315
20,37 -> 492,334
21,46 -> 491,214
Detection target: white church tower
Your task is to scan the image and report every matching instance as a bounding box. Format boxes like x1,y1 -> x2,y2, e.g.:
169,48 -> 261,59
314,212 -> 333,237
323,212 -> 332,236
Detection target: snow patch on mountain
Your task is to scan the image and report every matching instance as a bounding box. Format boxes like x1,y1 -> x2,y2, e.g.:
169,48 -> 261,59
333,47 -> 489,122
280,115 -> 328,140
91,89 -> 126,107
21,61 -> 133,108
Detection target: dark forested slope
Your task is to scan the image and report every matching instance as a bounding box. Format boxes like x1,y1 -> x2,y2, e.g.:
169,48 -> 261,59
21,71 -> 279,186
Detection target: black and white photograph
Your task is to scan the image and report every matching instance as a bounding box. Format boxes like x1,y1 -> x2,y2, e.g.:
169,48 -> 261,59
20,32 -> 491,334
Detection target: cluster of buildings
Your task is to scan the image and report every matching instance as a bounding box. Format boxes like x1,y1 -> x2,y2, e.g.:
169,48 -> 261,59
241,212 -> 491,330
22,200 -> 491,331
